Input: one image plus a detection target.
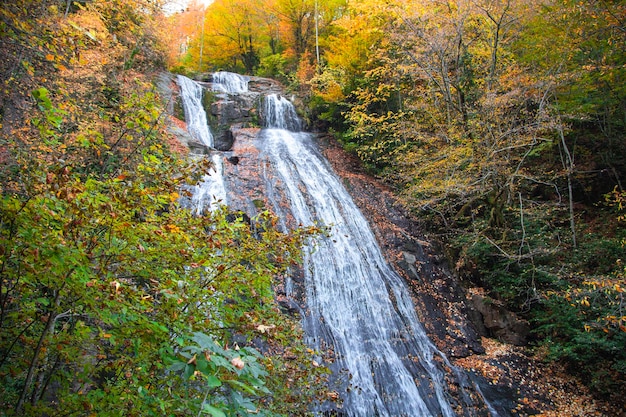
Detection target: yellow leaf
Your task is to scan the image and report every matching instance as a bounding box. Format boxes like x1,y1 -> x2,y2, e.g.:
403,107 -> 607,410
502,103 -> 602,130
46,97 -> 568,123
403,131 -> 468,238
256,324 -> 276,334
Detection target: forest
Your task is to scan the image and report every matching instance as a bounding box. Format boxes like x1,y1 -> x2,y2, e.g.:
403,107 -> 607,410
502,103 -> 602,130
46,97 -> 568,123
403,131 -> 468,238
1,0 -> 625,415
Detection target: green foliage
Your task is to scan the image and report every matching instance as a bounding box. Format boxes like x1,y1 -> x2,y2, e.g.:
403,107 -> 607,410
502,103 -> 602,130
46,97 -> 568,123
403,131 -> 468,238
452,204 -> 626,395
31,87 -> 68,145
527,1 -> 625,130
534,283 -> 626,395
0,148 -> 321,415
255,54 -> 288,81
305,67 -> 349,131
162,332 -> 272,416
0,2 -> 330,415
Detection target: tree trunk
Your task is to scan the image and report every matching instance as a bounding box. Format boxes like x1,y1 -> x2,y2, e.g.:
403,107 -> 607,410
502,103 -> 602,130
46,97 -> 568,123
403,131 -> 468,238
15,288 -> 62,414
558,122 -> 577,248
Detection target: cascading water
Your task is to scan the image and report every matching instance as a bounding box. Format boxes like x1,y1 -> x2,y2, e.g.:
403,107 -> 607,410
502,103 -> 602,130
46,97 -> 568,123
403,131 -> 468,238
177,75 -> 214,148
177,74 -> 226,212
263,94 -> 302,132
177,74 -> 499,416
212,71 -> 249,94
189,153 -> 227,214
259,99 -> 476,417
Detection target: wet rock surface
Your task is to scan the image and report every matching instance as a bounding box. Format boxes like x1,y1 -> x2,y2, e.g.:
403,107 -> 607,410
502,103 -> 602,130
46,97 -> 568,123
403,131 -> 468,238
316,133 -> 485,358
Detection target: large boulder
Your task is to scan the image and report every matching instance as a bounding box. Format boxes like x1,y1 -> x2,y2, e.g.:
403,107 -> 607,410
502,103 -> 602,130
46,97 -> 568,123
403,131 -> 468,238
470,292 -> 530,346
166,124 -> 211,155
210,92 -> 260,125
248,76 -> 283,95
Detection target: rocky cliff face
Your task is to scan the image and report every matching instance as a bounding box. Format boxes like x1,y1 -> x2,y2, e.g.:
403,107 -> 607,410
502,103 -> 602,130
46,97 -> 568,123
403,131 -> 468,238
170,70 -> 530,351
200,73 -> 287,151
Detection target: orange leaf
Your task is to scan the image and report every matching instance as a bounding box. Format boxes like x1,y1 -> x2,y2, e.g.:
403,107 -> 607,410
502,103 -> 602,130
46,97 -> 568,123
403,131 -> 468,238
231,357 -> 245,370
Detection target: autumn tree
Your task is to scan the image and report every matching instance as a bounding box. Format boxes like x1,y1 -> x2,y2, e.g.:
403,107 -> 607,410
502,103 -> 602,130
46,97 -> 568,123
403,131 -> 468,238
163,0 -> 207,70
271,0 -> 316,60
198,0 -> 269,73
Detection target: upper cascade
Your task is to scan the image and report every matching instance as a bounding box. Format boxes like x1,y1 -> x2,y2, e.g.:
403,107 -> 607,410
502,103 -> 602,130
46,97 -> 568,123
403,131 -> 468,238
212,71 -> 249,94
176,74 -> 214,148
263,93 -> 302,132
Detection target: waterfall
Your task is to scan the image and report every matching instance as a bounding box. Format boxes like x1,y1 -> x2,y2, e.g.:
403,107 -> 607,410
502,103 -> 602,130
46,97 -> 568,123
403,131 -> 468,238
259,114 -> 455,415
177,73 -> 499,416
263,94 -> 302,132
190,153 -> 227,214
212,71 -> 249,94
176,75 -> 213,148
263,130 -> 452,415
258,97 -> 498,416
177,75 -> 227,212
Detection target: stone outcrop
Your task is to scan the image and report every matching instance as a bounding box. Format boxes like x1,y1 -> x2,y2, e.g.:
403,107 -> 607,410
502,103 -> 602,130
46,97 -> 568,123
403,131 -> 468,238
202,73 -> 285,151
167,124 -> 210,154
469,292 -> 530,346
161,72 -> 300,152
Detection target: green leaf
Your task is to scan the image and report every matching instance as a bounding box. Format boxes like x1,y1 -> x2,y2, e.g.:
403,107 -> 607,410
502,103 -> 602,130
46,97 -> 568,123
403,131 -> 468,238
206,375 -> 222,388
202,404 -> 227,417
36,297 -> 50,306
209,355 -> 232,370
32,87 -> 52,110
191,332 -> 219,351
226,379 -> 257,395
183,363 -> 195,379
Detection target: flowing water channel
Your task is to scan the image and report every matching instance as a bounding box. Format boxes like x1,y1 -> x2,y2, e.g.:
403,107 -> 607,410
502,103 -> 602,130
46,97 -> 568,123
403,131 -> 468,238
177,74 -> 227,213
177,73 -> 499,416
